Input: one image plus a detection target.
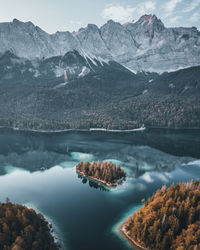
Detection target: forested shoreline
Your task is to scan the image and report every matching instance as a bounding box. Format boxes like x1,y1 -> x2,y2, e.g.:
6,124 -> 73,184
121,181 -> 200,250
0,94 -> 199,132
76,161 -> 126,187
0,201 -> 58,250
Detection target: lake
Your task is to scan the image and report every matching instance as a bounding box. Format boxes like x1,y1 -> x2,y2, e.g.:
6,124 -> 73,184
0,128 -> 199,250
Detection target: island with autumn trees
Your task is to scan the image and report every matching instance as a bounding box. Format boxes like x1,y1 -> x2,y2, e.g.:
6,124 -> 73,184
0,201 -> 59,250
76,161 -> 126,187
120,180 -> 200,250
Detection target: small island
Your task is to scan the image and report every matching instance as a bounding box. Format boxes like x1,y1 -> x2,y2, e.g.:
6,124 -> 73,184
76,161 -> 126,187
120,180 -> 200,250
0,200 -> 59,250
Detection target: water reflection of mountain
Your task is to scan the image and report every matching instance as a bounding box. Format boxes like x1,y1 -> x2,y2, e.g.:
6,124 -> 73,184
0,128 -> 199,177
0,129 -> 199,250
0,128 -> 200,158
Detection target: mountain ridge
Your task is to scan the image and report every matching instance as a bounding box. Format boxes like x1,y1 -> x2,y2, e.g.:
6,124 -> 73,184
0,16 -> 199,130
0,14 -> 199,73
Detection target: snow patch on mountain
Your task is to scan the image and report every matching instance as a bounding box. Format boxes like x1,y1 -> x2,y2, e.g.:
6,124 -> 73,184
122,65 -> 137,74
54,66 -> 64,78
78,66 -> 90,77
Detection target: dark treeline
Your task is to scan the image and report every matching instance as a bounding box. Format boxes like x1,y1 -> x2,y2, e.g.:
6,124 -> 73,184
123,180 -> 200,250
0,201 -> 58,250
76,161 -> 126,185
0,95 -> 199,131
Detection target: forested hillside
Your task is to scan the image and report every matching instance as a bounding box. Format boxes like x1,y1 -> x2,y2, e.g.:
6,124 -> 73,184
0,201 -> 58,250
122,180 -> 200,250
0,51 -> 199,130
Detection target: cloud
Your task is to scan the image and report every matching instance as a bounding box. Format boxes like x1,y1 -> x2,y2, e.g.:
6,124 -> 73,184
169,16 -> 181,24
164,0 -> 183,12
136,1 -> 156,15
69,20 -> 82,26
190,12 -> 200,22
182,0 -> 200,13
101,4 -> 135,23
101,2 -> 156,23
141,172 -> 154,183
161,0 -> 200,27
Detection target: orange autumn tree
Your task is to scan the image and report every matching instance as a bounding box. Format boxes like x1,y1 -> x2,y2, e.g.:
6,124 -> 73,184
123,180 -> 200,250
76,160 -> 126,185
0,201 -> 58,250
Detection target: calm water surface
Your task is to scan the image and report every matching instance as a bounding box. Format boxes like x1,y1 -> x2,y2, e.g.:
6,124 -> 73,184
0,128 -> 199,250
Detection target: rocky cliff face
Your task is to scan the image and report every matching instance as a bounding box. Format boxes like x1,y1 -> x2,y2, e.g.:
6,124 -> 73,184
124,15 -> 200,72
0,15 -> 199,72
75,24 -> 110,59
0,19 -> 54,58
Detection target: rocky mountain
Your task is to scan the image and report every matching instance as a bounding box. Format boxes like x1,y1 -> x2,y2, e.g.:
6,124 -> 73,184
0,15 -> 199,130
0,49 -> 133,86
0,15 -> 199,73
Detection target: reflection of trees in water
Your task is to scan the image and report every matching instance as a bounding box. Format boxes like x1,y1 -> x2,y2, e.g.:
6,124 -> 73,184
134,162 -> 146,178
88,180 -> 108,192
77,174 -> 108,192
82,177 -> 87,184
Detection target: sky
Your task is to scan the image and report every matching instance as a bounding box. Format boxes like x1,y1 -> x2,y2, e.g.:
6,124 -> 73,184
0,0 -> 199,33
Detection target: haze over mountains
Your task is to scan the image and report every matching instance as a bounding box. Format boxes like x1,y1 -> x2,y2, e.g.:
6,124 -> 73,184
0,14 -> 200,73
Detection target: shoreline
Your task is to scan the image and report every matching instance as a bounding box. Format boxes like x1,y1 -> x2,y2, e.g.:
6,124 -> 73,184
0,126 -> 200,134
0,126 -> 146,133
119,223 -> 148,250
89,127 -> 146,132
0,126 -> 199,134
77,171 -> 120,188
24,203 -> 65,249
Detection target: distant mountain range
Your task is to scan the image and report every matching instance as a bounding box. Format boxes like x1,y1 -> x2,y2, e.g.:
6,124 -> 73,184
0,15 -> 199,130
0,14 -> 200,73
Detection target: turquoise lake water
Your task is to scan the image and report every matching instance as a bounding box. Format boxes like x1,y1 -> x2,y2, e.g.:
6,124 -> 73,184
0,128 -> 199,250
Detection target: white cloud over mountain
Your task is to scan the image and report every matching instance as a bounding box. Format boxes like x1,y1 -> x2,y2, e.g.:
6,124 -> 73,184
190,12 -> 200,22
101,4 -> 135,23
101,2 -> 156,23
164,0 -> 183,12
182,0 -> 200,13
